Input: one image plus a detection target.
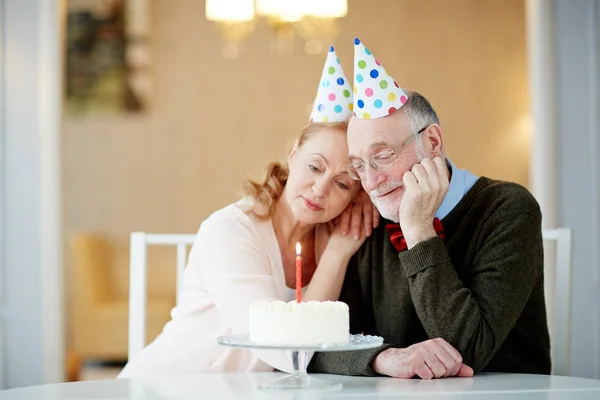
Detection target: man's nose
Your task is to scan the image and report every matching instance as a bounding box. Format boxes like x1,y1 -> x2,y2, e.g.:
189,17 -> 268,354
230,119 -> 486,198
363,166 -> 386,192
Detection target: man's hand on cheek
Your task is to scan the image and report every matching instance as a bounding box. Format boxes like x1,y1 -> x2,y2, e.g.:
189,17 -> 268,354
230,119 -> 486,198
399,157 -> 449,248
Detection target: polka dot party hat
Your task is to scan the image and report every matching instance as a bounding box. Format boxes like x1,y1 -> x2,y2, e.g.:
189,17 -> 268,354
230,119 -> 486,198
309,46 -> 353,122
352,38 -> 408,120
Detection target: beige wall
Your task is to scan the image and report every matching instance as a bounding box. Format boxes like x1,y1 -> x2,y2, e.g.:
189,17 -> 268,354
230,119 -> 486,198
63,0 -> 529,299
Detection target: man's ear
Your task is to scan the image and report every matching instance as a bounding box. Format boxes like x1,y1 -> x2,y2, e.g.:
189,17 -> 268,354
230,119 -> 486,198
423,124 -> 444,156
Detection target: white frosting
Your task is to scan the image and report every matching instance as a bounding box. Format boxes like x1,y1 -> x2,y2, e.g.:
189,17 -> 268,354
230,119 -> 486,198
248,300 -> 349,346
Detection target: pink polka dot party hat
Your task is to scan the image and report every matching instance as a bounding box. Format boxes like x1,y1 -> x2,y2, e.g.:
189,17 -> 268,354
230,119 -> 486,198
309,46 -> 353,122
352,38 -> 408,120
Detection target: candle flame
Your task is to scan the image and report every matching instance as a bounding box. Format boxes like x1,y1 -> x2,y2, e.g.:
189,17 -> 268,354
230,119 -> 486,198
296,242 -> 301,256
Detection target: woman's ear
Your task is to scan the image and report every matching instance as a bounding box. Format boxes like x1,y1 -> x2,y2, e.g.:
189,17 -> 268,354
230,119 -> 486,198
288,139 -> 300,164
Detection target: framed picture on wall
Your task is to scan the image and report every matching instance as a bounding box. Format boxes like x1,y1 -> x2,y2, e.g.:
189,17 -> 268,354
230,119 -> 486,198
65,0 -> 152,115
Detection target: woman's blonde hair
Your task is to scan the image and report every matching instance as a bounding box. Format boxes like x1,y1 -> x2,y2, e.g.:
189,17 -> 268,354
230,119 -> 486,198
242,121 -> 349,219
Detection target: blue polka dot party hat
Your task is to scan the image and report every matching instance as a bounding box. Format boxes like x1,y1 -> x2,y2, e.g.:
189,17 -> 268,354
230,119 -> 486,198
352,38 -> 408,120
309,46 -> 353,122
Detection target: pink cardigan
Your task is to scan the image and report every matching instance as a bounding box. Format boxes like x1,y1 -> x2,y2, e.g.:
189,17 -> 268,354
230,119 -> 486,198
118,202 -> 311,377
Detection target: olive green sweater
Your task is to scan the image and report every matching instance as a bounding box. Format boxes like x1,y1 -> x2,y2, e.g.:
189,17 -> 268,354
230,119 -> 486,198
309,177 -> 551,376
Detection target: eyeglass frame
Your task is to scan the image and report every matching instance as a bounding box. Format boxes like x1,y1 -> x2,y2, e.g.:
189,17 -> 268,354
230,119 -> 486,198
346,125 -> 429,181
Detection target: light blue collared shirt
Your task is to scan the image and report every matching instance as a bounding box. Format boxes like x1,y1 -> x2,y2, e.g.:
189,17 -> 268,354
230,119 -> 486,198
435,159 -> 479,220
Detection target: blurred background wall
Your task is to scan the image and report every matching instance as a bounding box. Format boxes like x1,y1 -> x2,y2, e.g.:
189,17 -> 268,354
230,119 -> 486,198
63,0 -> 529,307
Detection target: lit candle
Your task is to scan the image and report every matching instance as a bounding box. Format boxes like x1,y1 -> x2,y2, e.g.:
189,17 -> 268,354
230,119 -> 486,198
296,242 -> 302,303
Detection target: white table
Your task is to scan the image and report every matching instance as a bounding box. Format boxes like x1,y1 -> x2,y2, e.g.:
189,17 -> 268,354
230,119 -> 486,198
1,373 -> 600,399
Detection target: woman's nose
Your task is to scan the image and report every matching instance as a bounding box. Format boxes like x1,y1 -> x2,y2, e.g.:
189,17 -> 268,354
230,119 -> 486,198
312,178 -> 328,198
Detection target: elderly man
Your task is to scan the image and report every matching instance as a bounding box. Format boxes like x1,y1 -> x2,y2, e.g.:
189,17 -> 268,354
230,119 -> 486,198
308,38 -> 551,379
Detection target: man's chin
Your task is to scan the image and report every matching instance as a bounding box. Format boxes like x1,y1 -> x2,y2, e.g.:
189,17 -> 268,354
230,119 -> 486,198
372,200 -> 399,222
380,211 -> 399,223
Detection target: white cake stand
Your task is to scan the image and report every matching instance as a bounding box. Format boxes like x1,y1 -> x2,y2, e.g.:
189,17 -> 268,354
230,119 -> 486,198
217,333 -> 383,392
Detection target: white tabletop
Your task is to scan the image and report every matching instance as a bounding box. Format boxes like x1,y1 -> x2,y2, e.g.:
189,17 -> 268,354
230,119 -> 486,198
1,373 -> 600,399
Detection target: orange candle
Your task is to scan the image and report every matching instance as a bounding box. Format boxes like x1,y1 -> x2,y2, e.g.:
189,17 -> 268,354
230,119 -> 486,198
296,242 -> 302,303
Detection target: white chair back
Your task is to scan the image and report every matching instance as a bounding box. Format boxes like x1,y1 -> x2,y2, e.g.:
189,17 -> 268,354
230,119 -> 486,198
542,228 -> 573,376
128,232 -> 196,362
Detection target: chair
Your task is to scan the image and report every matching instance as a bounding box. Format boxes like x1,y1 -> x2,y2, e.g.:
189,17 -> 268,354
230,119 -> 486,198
128,232 -> 196,362
68,233 -> 174,380
541,228 -> 573,376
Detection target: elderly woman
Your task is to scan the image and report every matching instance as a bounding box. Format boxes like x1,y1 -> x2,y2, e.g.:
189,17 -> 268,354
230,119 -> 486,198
118,47 -> 376,378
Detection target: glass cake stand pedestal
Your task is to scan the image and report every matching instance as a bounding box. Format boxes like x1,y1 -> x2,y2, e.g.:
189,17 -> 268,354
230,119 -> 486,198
217,333 -> 383,392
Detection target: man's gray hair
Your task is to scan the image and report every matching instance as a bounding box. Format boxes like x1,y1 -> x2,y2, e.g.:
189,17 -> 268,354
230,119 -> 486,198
403,91 -> 440,133
401,91 -> 442,158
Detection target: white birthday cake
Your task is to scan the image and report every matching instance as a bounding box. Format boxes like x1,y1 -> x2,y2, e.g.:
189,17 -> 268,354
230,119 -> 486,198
248,300 -> 350,346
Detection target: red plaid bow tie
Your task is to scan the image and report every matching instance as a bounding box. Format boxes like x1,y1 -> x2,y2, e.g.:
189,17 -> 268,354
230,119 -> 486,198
385,218 -> 445,252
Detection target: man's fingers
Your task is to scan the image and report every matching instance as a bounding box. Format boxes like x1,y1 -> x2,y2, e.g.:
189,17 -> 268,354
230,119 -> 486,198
433,157 -> 450,187
431,348 -> 458,378
434,338 -> 463,376
457,364 -> 475,378
437,339 -> 462,363
411,164 -> 431,193
421,350 -> 447,379
403,171 -> 418,191
421,158 -> 440,193
414,360 -> 434,380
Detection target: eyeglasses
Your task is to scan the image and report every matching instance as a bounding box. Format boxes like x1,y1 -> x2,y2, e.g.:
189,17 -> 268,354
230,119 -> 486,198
346,126 -> 428,181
